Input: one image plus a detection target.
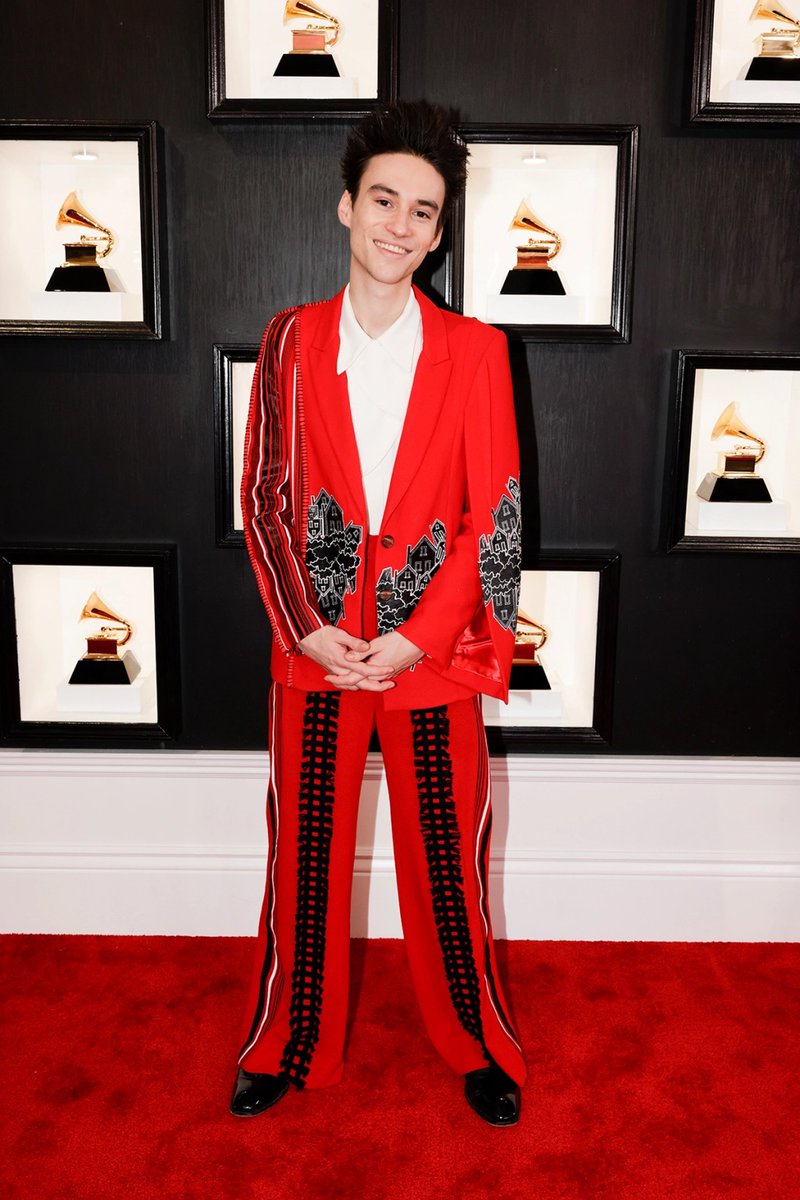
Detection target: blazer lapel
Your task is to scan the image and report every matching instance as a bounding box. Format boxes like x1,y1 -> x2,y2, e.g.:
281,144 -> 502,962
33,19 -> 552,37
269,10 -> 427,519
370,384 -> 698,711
303,290 -> 367,526
381,287 -> 453,529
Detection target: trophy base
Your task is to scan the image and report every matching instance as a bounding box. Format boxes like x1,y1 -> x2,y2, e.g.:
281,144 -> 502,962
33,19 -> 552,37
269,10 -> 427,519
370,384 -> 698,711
695,473 -> 772,503
483,663 -> 564,725
68,653 -> 140,685
745,57 -> 800,81
274,53 -> 340,77
56,663 -> 153,717
721,79 -> 800,102
45,266 -> 111,293
686,495 -> 790,534
510,662 -> 550,690
500,269 -> 566,296
485,293 -> 585,324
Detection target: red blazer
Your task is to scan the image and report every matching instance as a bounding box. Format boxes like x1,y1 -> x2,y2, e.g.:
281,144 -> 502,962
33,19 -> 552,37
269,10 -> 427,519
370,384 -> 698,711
241,286 -> 521,710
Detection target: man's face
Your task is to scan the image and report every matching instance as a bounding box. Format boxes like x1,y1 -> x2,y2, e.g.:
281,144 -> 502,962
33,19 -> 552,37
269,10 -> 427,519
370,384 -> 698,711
337,153 -> 446,291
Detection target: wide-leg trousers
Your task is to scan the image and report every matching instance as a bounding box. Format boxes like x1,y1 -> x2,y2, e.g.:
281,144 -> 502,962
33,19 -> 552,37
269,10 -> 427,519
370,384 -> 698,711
238,682 -> 527,1090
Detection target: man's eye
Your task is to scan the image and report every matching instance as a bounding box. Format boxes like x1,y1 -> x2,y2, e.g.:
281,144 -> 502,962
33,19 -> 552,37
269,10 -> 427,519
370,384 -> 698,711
415,210 -> 430,220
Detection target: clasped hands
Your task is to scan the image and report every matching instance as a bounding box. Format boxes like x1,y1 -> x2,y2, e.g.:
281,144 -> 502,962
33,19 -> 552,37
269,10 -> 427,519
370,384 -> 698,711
297,625 -> 423,692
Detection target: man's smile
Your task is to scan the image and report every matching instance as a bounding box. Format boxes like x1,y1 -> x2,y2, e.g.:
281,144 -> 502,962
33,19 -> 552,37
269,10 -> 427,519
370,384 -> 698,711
374,239 -> 411,256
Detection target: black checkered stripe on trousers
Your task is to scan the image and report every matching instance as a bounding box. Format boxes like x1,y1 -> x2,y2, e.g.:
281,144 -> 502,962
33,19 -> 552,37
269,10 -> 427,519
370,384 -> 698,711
279,691 -> 340,1087
412,705 -> 490,1063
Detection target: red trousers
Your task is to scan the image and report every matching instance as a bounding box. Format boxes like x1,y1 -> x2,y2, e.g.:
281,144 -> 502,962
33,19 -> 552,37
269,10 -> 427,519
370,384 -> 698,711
238,683 -> 527,1089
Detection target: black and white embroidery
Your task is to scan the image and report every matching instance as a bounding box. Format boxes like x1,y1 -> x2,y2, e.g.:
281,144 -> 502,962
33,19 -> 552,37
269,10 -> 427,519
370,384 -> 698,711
375,520 -> 446,634
478,477 -> 521,632
306,490 -> 363,625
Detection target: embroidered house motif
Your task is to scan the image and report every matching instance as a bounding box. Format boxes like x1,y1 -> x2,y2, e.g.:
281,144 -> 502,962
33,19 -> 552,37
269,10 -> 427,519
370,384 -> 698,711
478,477 -> 521,632
306,490 -> 363,625
376,520 -> 447,634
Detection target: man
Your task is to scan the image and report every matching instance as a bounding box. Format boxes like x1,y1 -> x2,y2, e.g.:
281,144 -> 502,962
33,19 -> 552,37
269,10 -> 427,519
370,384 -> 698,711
233,100 -> 525,1126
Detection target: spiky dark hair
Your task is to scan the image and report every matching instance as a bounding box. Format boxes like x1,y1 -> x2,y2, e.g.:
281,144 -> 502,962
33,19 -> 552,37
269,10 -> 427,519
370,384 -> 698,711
340,99 -> 468,228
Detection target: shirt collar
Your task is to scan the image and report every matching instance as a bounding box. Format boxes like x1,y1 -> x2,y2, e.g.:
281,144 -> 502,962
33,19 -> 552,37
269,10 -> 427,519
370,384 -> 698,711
337,285 -> 421,375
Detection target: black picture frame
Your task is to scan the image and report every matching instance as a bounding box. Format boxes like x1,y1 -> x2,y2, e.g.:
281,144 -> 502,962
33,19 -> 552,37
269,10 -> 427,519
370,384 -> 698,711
207,0 -> 398,120
0,544 -> 181,747
663,351 -> 800,553
445,124 -> 638,344
484,552 -> 620,753
214,343 -> 258,547
689,0 -> 800,124
0,121 -> 164,339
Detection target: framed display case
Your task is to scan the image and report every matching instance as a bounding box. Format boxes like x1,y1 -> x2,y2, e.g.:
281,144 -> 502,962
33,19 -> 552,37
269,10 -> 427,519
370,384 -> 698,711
0,545 -> 180,746
690,0 -> 800,122
0,121 -> 164,338
445,125 -> 638,343
207,0 -> 398,119
664,352 -> 800,552
214,343 -> 258,547
482,553 -> 620,751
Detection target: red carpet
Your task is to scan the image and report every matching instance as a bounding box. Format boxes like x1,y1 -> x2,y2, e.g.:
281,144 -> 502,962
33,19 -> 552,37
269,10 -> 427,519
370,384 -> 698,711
2,937 -> 799,1199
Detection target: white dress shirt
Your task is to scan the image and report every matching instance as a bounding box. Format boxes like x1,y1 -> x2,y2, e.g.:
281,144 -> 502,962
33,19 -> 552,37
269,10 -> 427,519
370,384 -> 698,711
337,284 -> 423,533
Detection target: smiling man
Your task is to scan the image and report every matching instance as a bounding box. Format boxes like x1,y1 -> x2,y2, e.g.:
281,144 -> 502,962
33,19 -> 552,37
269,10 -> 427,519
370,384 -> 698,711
233,101 -> 526,1127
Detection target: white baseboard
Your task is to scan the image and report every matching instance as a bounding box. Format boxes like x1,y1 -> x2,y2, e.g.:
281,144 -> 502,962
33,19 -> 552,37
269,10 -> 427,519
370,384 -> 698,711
1,751 -> 799,940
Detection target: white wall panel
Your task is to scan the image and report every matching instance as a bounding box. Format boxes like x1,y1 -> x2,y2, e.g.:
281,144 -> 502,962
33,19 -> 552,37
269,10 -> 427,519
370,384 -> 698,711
1,751 -> 798,940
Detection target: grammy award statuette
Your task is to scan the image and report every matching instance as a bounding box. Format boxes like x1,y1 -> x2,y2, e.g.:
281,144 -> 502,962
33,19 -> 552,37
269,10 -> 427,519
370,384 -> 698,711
500,200 -> 566,297
746,2 -> 800,80
274,0 -> 341,77
68,592 -> 140,685
510,610 -> 551,690
45,192 -> 116,293
696,402 -> 772,504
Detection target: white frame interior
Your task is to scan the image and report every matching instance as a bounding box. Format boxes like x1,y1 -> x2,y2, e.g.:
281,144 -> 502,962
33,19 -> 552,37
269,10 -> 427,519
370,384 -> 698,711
483,568 -> 600,729
462,141 -> 618,327
684,367 -> 800,540
0,138 -> 144,323
223,0 -> 380,101
12,562 -> 159,725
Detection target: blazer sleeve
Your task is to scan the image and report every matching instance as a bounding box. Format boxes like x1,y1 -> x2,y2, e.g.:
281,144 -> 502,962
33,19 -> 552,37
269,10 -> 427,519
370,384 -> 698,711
240,308 -> 327,653
399,328 -> 521,675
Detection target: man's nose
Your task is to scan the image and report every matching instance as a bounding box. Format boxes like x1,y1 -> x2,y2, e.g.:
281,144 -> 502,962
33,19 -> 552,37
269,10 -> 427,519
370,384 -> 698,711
386,208 -> 411,236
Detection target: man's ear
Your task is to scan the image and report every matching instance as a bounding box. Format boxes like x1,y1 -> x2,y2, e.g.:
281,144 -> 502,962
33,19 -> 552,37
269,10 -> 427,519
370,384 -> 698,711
429,224 -> 444,254
337,190 -> 353,228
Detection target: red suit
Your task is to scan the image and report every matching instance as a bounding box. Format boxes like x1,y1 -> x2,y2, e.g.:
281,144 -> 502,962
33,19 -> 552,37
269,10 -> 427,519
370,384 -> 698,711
239,286 -> 526,1088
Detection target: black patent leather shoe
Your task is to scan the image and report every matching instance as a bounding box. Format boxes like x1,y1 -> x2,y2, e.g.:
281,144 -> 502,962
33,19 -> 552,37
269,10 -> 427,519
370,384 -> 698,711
230,1069 -> 289,1117
464,1063 -> 521,1126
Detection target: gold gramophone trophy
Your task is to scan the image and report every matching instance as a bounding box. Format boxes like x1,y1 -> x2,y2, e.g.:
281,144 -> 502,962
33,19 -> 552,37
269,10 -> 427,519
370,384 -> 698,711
45,192 -> 116,293
746,2 -> 800,79
510,609 -> 551,690
68,592 -> 139,685
696,402 -> 773,503
500,200 -> 566,296
274,0 -> 341,76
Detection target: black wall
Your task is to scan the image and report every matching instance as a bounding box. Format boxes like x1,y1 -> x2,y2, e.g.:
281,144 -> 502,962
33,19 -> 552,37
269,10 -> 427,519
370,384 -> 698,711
1,1 -> 798,753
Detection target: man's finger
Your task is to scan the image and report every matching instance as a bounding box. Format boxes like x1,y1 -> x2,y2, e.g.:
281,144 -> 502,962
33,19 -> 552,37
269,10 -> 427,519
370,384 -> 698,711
324,669 -> 361,685
338,634 -> 370,651
335,659 -> 395,678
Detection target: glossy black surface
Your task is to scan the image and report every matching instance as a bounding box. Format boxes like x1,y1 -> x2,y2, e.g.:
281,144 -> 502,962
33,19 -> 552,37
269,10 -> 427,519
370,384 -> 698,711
1,0 -> 798,753
230,1070 -> 289,1117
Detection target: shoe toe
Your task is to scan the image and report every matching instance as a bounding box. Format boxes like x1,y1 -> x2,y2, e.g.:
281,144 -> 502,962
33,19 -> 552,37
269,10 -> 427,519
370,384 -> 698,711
464,1065 -> 521,1127
230,1069 -> 289,1117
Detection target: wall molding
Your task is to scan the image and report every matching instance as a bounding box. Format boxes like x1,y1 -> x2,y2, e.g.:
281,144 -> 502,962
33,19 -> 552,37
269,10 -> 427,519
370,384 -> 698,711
2,748 -> 799,782
2,751 -> 799,940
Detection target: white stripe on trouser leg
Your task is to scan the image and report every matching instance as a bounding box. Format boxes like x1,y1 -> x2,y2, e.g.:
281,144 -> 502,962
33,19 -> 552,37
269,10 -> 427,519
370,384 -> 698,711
239,685 -> 282,1062
474,738 -> 523,1055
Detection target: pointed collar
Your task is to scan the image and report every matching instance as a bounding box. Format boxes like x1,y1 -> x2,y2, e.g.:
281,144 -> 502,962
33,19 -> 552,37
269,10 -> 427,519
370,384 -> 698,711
336,284 -> 422,375
309,285 -> 449,366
